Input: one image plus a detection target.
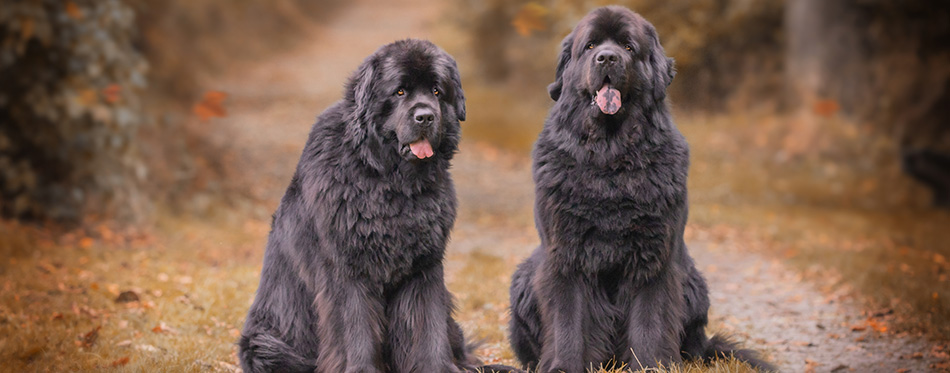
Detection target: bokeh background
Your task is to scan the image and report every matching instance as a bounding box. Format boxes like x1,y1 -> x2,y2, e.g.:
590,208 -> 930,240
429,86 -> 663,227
1,0 -> 948,371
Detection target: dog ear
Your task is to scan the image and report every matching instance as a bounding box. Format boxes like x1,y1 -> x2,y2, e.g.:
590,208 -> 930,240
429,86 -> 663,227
647,27 -> 675,102
548,32 -> 574,101
348,56 -> 378,125
446,57 -> 466,121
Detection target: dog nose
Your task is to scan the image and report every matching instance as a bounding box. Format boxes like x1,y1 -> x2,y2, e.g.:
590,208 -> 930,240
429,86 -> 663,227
413,108 -> 436,125
596,50 -> 619,66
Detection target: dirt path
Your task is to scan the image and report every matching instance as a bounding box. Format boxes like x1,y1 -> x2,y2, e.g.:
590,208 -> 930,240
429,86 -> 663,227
211,1 -> 943,371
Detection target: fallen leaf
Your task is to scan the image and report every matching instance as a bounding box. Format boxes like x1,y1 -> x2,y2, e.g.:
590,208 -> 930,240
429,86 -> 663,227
18,346 -> 42,361
19,18 -> 34,42
115,290 -> 139,303
65,2 -> 83,19
152,322 -> 178,334
78,89 -> 98,106
193,91 -> 228,121
134,344 -> 162,353
102,84 -> 121,104
813,99 -> 839,117
850,324 -> 867,332
110,356 -> 130,367
36,261 -> 57,273
80,325 -> 101,348
78,237 -> 94,249
175,275 -> 193,285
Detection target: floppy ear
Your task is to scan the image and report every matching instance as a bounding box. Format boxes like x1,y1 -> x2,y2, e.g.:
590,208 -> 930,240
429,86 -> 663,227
647,27 -> 675,102
348,56 -> 378,125
447,58 -> 466,121
548,32 -> 574,101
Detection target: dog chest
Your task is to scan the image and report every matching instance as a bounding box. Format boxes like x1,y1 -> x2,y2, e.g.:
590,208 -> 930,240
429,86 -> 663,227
536,153 -> 686,272
324,184 -> 455,281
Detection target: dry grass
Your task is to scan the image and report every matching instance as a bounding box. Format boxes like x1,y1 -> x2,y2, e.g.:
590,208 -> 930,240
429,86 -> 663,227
0,213 -> 264,372
0,209 -> 762,372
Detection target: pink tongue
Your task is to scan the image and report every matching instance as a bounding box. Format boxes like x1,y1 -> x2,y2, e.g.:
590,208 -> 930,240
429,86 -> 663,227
409,139 -> 434,159
595,83 -> 622,115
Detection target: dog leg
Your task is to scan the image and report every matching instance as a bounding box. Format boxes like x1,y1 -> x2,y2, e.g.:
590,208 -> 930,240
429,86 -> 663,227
509,248 -> 543,370
315,276 -> 386,373
387,265 -> 461,373
536,264 -> 587,373
619,270 -> 685,369
679,256 -> 711,360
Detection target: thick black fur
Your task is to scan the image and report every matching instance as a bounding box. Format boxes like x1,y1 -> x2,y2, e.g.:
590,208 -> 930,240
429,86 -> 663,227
507,7 -> 774,372
238,39 -> 521,373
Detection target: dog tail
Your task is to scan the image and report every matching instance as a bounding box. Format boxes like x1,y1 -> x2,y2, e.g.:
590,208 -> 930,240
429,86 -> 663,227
703,334 -> 776,372
238,332 -> 315,373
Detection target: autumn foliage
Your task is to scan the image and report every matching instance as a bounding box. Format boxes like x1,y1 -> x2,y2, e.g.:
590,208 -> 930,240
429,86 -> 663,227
0,0 -> 148,222
0,0 -> 340,224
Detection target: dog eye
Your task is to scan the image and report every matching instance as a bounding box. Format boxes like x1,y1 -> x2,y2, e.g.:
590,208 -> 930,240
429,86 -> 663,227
586,43 -> 595,50
433,87 -> 440,96
396,88 -> 405,96
625,44 -> 634,52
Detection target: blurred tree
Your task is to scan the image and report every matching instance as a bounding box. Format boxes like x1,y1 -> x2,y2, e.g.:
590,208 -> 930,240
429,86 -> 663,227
787,0 -> 950,206
472,1 -> 513,82
0,0 -> 148,223
456,0 -> 786,110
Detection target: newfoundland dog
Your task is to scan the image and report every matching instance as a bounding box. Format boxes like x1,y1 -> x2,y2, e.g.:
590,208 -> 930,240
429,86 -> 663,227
508,7 -> 774,372
238,39 -> 518,373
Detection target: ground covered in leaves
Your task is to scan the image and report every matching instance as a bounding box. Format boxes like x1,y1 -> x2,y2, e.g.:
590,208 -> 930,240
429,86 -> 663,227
2,0 -> 949,372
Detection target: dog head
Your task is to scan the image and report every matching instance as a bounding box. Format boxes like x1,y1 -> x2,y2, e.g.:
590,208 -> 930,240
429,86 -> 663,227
346,39 -> 465,162
548,6 -> 675,116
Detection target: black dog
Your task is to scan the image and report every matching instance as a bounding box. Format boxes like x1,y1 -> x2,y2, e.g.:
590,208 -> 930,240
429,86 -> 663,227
508,7 -> 773,372
238,39 -> 518,373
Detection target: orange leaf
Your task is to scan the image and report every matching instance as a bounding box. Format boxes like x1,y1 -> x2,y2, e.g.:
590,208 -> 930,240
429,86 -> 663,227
193,90 -> 229,121
102,84 -> 121,104
110,356 -> 130,367
78,89 -> 98,106
65,2 -> 83,20
512,3 -> 549,37
20,17 -> 34,41
78,237 -> 94,249
812,99 -> 839,118
80,326 -> 101,348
